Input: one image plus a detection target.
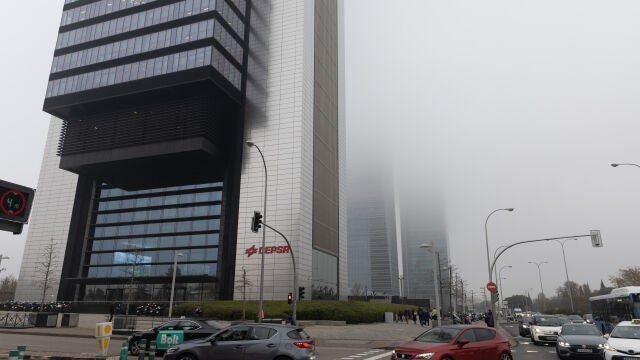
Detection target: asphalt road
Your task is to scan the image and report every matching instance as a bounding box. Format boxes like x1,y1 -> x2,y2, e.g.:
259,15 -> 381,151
502,322 -> 558,360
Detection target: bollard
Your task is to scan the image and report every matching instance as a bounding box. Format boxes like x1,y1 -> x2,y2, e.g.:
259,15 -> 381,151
17,346 -> 26,360
148,340 -> 156,360
138,339 -> 147,360
120,342 -> 129,360
8,350 -> 19,360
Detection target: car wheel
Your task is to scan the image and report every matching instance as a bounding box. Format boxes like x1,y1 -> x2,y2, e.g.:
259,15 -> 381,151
177,354 -> 197,360
499,352 -> 512,360
129,340 -> 140,356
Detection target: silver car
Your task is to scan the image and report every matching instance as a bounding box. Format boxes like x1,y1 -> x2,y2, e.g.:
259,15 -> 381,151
163,323 -> 317,360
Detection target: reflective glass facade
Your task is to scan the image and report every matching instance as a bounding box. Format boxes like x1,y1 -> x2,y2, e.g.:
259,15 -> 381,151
81,181 -> 222,301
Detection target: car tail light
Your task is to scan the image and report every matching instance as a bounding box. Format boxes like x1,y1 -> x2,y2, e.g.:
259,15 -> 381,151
294,341 -> 314,348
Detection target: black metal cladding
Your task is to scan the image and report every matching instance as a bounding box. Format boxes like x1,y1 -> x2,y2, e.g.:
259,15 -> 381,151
57,95 -> 221,156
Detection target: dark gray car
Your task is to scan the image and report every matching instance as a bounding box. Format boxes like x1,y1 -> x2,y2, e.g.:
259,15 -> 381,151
556,323 -> 605,359
163,323 -> 317,360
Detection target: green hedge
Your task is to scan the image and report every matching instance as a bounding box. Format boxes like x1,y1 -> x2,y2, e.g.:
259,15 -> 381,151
173,300 -> 417,324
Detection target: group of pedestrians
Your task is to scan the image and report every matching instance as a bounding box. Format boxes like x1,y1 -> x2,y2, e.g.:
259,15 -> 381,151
396,308 -> 432,326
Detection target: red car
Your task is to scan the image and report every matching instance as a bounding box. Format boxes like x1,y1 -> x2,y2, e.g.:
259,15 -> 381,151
391,325 -> 513,360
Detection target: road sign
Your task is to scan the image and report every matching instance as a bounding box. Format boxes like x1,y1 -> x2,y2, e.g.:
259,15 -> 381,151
486,282 -> 498,292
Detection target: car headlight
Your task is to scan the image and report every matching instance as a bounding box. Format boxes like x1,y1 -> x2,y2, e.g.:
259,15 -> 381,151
414,353 -> 435,359
522,324 -> 529,328
557,341 -> 570,347
603,343 -> 616,351
165,347 -> 178,354
535,328 -> 541,333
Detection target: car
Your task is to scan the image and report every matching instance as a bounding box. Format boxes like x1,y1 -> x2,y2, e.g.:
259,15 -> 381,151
391,325 -> 513,360
555,323 -> 605,359
518,316 -> 534,337
530,315 -> 564,345
567,315 -> 587,324
163,323 -> 317,360
583,314 -> 594,324
603,319 -> 640,360
128,319 -> 229,355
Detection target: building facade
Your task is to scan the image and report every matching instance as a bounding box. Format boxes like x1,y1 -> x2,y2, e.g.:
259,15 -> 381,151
16,0 -> 346,307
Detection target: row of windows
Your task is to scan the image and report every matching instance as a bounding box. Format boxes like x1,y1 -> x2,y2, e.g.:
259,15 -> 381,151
98,191 -> 221,211
100,182 -> 221,198
217,0 -> 244,40
96,204 -> 220,224
56,0 -> 215,49
46,46 -> 241,98
94,218 -> 221,238
89,247 -> 218,266
86,262 -> 217,278
52,20 -> 214,73
214,16 -> 242,64
83,282 -> 216,301
61,0 -> 159,26
91,233 -> 219,252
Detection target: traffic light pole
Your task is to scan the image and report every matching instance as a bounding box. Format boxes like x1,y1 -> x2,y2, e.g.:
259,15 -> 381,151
489,232 -> 602,321
261,222 -> 298,324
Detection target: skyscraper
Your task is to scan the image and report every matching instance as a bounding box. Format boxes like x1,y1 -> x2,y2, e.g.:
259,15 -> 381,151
16,0 -> 346,307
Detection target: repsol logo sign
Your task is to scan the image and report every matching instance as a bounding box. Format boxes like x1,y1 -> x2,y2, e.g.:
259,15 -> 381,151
245,245 -> 290,258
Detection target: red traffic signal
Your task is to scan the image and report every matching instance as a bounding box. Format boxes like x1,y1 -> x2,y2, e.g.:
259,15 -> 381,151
287,292 -> 293,304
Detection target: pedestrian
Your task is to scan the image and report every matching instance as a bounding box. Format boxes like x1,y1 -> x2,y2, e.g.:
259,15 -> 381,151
425,311 -> 431,326
109,301 -> 116,322
397,310 -> 403,323
417,308 -> 425,326
412,310 -> 417,324
485,309 -> 495,327
194,305 -> 203,318
404,309 -> 410,324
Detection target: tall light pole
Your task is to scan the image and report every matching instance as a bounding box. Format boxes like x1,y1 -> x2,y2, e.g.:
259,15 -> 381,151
528,261 -> 548,312
168,251 -> 183,318
555,238 -> 577,312
485,208 -> 514,319
420,243 -> 442,327
479,287 -> 487,311
247,141 -> 268,323
498,265 -> 512,317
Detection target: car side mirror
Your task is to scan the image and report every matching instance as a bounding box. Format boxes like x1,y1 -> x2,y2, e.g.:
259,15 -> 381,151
457,339 -> 470,347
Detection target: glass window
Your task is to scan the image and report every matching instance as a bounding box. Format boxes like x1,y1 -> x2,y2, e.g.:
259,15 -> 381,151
251,327 -> 277,340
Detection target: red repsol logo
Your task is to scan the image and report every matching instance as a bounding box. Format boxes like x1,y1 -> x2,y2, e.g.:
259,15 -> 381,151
245,245 -> 290,258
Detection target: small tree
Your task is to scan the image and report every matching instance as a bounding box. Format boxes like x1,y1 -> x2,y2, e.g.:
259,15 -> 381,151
35,238 -> 60,311
0,275 -> 17,301
235,268 -> 253,320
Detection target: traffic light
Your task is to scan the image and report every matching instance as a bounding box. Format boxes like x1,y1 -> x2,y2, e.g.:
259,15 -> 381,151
287,292 -> 293,304
0,180 -> 35,234
298,286 -> 305,300
251,211 -> 263,233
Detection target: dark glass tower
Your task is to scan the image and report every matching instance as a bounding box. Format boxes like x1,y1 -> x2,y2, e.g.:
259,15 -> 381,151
43,0 -> 251,305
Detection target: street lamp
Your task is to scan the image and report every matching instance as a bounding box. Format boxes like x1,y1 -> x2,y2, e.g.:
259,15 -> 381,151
611,163 -> 640,168
420,243 -> 442,327
528,261 -> 549,312
485,208 -> 514,318
168,252 -> 184,318
479,287 -> 487,311
554,238 -> 578,312
247,141 -> 268,323
498,265 -> 512,317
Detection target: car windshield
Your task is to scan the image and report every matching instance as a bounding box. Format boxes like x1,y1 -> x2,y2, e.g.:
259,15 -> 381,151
561,325 -> 602,336
535,317 -> 563,326
567,315 -> 582,320
415,327 -> 460,343
521,317 -> 533,324
611,326 -> 640,339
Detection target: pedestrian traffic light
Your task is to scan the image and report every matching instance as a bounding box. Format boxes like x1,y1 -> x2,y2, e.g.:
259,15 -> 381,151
251,211 -> 262,233
298,286 -> 305,300
287,292 -> 293,304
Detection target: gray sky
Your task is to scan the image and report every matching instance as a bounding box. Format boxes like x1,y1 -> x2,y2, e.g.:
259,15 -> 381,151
345,0 -> 640,301
2,1 -> 640,303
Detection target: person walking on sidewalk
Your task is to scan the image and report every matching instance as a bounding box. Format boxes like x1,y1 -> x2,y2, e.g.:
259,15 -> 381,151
485,309 -> 495,327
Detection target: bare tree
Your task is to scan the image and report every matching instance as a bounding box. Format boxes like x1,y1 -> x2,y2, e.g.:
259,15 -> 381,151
0,275 -> 17,301
235,268 -> 253,320
609,266 -> 640,288
35,238 -> 60,311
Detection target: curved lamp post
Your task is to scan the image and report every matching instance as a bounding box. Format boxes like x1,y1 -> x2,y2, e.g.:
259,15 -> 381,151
611,163 -> 640,168
485,208 -> 514,319
247,141 -> 268,323
554,238 -> 578,312
420,243 -> 442,327
498,265 -> 512,317
528,261 -> 549,312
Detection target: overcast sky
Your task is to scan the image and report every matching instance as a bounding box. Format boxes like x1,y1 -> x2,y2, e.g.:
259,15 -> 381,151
2,1 -> 640,304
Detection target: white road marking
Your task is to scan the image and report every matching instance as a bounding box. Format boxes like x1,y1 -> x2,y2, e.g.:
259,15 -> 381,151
362,351 -> 393,360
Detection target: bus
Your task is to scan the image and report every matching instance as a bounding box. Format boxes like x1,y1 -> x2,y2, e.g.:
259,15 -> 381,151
589,286 -> 640,332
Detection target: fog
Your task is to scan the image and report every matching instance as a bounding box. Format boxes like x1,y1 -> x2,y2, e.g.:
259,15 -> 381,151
345,0 -> 640,302
2,1 -> 640,304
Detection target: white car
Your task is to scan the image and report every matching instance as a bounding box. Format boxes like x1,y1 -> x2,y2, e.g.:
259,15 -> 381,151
603,319 -> 640,359
529,315 -> 564,345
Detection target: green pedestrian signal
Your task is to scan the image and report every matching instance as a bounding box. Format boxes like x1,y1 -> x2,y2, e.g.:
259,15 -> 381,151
251,211 -> 263,233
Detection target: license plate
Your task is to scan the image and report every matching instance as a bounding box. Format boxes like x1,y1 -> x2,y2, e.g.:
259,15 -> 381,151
576,349 -> 592,353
